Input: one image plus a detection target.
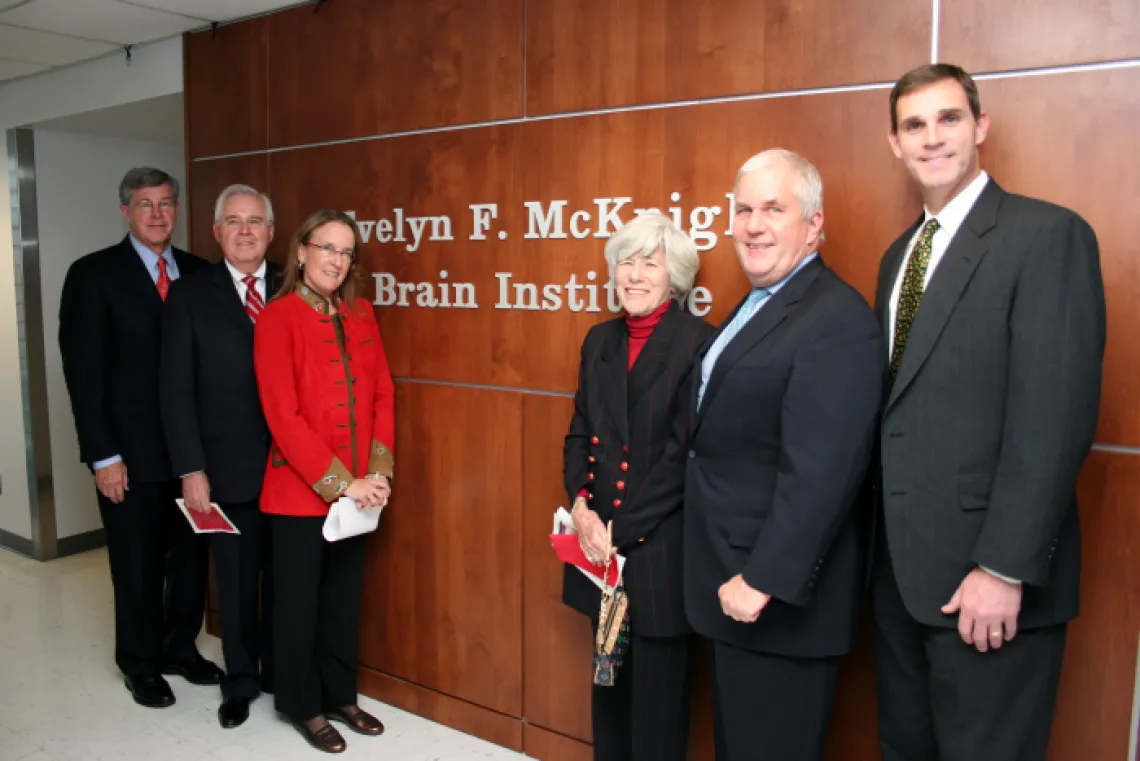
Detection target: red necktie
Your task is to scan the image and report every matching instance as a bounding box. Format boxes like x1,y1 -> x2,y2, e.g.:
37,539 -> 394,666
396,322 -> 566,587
244,275 -> 264,323
156,257 -> 171,301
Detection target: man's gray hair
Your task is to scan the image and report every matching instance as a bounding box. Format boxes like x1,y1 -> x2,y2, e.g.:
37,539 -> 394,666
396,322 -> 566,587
213,184 -> 275,225
603,212 -> 701,299
118,167 -> 180,206
734,149 -> 826,244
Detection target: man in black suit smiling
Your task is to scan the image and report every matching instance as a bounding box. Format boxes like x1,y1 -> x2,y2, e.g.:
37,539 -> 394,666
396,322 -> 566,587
161,184 -> 282,728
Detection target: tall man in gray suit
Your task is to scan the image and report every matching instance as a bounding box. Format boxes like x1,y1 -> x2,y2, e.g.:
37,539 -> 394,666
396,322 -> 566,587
872,63 -> 1106,761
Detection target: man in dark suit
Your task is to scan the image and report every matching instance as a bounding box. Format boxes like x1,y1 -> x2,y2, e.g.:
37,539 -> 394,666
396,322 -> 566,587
59,167 -> 221,708
872,64 -> 1106,761
160,184 -> 281,728
684,150 -> 886,761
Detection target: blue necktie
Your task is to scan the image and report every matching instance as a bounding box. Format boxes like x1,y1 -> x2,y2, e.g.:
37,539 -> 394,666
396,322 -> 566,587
697,287 -> 770,409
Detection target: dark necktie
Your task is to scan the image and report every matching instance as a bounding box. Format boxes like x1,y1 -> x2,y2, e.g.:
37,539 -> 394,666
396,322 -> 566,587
889,218 -> 940,379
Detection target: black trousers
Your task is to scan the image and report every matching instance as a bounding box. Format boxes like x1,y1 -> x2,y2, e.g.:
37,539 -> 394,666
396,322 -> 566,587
212,502 -> 272,699
271,515 -> 367,723
97,480 -> 209,679
872,554 -> 1067,761
589,624 -> 691,761
708,640 -> 839,761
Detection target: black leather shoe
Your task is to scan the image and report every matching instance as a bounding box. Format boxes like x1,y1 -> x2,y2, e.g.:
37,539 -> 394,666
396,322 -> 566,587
218,697 -> 251,728
161,657 -> 225,685
292,720 -> 346,753
124,674 -> 175,708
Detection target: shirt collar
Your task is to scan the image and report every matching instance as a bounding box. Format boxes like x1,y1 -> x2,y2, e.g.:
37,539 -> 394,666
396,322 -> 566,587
923,170 -> 989,238
128,234 -> 174,266
763,251 -> 818,296
224,257 -> 266,285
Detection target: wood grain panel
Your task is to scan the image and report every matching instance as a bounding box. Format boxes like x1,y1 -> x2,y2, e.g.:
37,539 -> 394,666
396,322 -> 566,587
187,154 -> 270,262
823,620 -> 880,761
1045,450 -> 1140,760
358,382 -> 524,717
264,0 -> 522,148
184,22 -> 267,159
524,723 -> 592,761
267,88 -> 914,393
358,666 -> 524,752
521,394 -> 593,742
976,68 -> 1140,446
525,0 -> 928,115
942,0 -> 1140,73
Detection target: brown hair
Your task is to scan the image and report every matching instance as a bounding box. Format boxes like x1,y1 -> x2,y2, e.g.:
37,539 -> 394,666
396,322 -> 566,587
889,63 -> 981,133
273,209 -> 365,310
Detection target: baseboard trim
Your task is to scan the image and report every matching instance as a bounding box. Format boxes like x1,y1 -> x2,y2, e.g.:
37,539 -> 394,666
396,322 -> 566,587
57,528 -> 105,557
357,666 -> 524,752
523,723 -> 593,761
0,528 -> 33,557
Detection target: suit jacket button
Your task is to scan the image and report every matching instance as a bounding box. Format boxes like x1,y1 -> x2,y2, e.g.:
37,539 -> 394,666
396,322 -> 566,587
621,462 -> 628,471
588,492 -> 594,500
613,499 -> 621,508
688,450 -> 695,459
588,473 -> 595,481
591,436 -> 599,445
638,537 -> 645,543
588,456 -> 596,463
616,481 -> 625,490
622,445 -> 628,452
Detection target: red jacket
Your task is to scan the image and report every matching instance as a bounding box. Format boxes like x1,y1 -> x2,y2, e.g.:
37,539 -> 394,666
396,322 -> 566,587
254,285 -> 395,517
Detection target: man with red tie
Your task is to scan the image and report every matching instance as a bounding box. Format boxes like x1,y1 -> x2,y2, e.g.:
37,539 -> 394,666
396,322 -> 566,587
59,167 -> 217,709
160,184 -> 282,728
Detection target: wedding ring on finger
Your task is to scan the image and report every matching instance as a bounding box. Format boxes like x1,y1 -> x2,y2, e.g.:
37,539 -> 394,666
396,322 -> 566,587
989,630 -> 1003,639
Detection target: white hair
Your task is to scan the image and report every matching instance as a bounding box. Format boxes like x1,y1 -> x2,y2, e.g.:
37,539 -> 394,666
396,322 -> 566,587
734,149 -> 826,244
603,213 -> 701,299
213,184 -> 275,226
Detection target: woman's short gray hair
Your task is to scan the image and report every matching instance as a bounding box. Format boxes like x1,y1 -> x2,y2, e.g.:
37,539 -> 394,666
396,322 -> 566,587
213,184 -> 275,225
734,148 -> 826,244
603,213 -> 701,299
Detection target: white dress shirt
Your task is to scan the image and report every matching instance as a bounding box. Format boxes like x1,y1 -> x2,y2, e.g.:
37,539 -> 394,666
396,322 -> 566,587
225,258 -> 267,305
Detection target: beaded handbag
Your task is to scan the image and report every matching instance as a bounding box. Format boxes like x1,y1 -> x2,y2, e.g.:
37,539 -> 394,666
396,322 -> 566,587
592,525 -> 630,687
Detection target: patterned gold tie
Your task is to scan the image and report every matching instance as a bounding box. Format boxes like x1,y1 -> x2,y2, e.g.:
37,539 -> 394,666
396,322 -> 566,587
889,218 -> 940,379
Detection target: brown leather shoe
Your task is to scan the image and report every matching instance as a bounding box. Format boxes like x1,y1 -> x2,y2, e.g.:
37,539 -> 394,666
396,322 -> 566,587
326,706 -> 385,736
292,720 -> 346,753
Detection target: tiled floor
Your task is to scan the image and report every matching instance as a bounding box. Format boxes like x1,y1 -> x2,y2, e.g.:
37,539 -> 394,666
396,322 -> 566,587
0,547 -> 526,761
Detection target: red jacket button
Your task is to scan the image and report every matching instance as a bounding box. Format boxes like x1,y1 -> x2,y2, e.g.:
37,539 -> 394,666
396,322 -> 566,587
588,456 -> 596,463
621,462 -> 629,471
613,499 -> 622,508
591,436 -> 599,445
588,473 -> 595,481
616,481 -> 625,490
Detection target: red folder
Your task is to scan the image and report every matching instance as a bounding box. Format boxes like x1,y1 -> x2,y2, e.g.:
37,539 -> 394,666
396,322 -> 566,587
550,533 -> 621,588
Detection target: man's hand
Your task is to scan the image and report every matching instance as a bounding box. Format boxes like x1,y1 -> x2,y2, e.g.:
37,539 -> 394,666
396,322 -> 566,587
942,567 -> 1023,652
95,461 -> 129,504
718,574 -> 771,623
181,472 -> 212,514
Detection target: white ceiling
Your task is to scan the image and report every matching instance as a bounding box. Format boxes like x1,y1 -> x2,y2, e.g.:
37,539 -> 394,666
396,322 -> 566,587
0,0 -> 308,82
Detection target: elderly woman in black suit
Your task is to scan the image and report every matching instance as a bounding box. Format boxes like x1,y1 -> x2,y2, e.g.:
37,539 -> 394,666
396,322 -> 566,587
563,212 -> 713,761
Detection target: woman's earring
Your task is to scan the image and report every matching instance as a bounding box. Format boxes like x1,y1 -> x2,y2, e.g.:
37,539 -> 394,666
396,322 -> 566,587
299,260 -> 305,272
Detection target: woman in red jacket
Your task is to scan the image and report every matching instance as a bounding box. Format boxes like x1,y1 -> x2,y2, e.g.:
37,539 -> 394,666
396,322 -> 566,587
254,209 -> 395,754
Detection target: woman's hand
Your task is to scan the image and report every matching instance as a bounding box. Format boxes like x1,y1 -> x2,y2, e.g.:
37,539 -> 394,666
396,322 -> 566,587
344,478 -> 388,509
572,499 -> 612,566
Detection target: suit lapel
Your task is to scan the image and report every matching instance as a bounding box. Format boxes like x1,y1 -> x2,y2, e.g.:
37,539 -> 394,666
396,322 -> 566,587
628,302 -> 680,416
695,256 -> 824,429
887,181 -> 1003,409
598,324 -> 631,446
210,261 -> 255,337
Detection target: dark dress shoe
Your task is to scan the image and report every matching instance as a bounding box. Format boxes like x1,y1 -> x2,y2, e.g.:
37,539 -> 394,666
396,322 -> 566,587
161,657 -> 225,685
218,697 -> 251,728
325,706 -> 384,736
292,721 -> 346,753
124,674 -> 175,708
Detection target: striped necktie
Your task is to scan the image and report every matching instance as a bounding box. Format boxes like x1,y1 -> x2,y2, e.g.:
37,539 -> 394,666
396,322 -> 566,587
243,275 -> 264,323
889,218 -> 940,379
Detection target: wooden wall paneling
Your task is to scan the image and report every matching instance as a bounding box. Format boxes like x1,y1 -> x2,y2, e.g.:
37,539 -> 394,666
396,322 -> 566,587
520,394 -> 593,743
941,0 -> 1140,73
1046,450 -> 1140,760
358,667 -> 524,752
976,69 -> 1140,446
525,0 -> 929,115
183,21 -> 268,159
265,0 -> 523,149
357,382 -> 525,718
187,154 -> 270,262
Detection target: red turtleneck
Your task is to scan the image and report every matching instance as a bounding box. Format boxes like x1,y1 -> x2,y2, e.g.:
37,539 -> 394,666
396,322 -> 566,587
626,299 -> 672,370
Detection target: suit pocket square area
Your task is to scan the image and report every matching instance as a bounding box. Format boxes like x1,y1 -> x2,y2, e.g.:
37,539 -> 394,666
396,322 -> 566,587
958,474 -> 993,511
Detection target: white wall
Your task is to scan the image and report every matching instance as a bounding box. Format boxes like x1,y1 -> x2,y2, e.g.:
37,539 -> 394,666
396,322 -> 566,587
0,37 -> 183,542
34,128 -> 187,539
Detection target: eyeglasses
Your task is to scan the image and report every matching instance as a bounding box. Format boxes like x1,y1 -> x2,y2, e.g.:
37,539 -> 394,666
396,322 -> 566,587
133,199 -> 177,213
304,242 -> 356,262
